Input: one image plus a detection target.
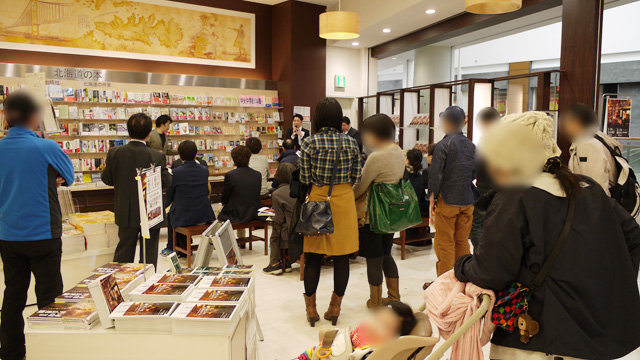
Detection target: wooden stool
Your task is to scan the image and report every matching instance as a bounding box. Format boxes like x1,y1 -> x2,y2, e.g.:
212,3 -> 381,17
231,220 -> 269,255
393,217 -> 434,260
173,224 -> 212,267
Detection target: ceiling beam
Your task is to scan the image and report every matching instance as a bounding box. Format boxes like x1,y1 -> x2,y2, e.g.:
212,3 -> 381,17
371,0 -> 562,59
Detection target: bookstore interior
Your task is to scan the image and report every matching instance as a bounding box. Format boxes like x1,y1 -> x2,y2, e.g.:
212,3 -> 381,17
0,0 -> 639,359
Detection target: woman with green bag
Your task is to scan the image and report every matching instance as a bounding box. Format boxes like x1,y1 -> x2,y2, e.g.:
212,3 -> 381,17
353,114 -> 409,308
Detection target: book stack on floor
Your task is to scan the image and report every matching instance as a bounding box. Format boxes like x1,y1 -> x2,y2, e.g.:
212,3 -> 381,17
26,302 -> 98,330
69,211 -> 116,250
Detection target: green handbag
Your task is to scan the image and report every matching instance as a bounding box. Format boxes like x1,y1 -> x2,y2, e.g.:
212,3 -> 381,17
367,179 -> 422,234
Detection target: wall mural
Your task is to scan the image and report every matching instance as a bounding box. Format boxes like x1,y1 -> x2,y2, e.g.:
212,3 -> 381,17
0,0 -> 255,68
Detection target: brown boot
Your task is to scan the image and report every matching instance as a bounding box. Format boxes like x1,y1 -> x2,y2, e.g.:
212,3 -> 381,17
366,284 -> 383,308
381,277 -> 400,303
323,292 -> 343,326
304,293 -> 320,327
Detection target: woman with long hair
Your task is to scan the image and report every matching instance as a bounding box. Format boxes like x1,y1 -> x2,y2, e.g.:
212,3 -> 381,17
352,114 -> 406,308
299,98 -> 362,326
454,112 -> 640,360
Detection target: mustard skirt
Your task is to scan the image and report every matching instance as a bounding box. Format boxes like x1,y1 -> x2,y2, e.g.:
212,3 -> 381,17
303,183 -> 359,256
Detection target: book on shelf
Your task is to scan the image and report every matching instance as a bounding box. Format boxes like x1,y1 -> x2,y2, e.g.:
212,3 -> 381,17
88,273 -> 124,328
27,302 -> 98,330
110,301 -> 177,333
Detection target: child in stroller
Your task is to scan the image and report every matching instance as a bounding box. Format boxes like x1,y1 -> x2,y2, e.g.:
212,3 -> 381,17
293,301 -> 417,360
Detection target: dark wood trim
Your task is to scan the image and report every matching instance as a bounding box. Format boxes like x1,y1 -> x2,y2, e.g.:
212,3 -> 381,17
428,89 -> 436,144
557,0 -> 604,162
399,89 -> 405,147
371,0 -> 562,59
536,72 -> 552,111
375,93 -> 381,113
467,80 -> 476,141
357,97 -> 365,130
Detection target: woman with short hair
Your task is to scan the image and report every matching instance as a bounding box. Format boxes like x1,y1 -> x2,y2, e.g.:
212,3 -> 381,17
300,98 -> 362,327
353,114 -> 406,308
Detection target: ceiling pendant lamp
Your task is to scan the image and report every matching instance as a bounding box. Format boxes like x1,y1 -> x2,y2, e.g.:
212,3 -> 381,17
465,0 -> 522,14
319,0 -> 360,40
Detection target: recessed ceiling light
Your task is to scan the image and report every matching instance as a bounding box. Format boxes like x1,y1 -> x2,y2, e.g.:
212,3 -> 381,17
382,28 -> 391,33
426,9 -> 436,14
392,57 -> 397,60
352,42 -> 360,46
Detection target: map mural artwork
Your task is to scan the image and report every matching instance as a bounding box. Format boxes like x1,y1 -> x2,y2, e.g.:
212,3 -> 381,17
0,0 -> 255,68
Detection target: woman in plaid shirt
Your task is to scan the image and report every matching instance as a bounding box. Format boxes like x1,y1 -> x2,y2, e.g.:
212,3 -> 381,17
300,98 -> 362,327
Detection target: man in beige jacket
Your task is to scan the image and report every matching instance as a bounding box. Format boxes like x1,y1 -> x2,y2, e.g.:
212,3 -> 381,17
562,103 -> 622,196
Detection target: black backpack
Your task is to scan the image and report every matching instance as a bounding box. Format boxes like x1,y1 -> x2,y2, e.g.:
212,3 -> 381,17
595,134 -> 640,217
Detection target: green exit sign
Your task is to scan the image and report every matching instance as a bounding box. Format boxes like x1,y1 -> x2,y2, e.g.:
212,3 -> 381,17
335,75 -> 346,88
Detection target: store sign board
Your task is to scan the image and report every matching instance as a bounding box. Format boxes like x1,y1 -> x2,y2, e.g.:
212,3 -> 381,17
0,0 -> 256,69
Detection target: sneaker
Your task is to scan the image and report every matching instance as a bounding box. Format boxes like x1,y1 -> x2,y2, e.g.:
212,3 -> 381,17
263,263 -> 283,275
285,261 -> 293,273
160,248 -> 173,257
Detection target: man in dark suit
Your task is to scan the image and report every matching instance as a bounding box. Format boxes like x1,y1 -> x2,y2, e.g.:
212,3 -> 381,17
163,140 -> 215,256
342,116 -> 362,151
102,113 -> 172,270
285,113 -> 310,150
218,146 -> 262,224
171,156 -> 208,169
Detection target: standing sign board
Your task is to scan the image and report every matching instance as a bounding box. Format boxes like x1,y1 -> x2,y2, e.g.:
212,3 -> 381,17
140,166 -> 164,229
606,98 -> 632,138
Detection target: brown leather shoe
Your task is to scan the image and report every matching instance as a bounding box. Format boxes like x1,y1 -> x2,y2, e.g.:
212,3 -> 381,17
304,293 -> 320,327
366,284 -> 383,308
381,277 -> 400,303
323,292 -> 343,326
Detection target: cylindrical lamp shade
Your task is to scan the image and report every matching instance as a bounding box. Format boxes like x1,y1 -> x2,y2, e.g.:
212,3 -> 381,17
465,0 -> 521,14
319,11 -> 360,40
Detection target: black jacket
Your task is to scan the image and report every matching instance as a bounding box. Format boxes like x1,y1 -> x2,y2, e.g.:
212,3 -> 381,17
407,171 -> 429,217
218,166 -> 262,224
166,161 -> 215,228
346,127 -> 362,152
277,149 -> 299,165
101,141 -> 172,228
171,158 -> 208,169
285,127 -> 310,150
455,176 -> 640,360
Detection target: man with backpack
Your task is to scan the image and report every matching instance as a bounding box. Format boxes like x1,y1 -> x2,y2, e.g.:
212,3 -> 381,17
563,102 -> 640,217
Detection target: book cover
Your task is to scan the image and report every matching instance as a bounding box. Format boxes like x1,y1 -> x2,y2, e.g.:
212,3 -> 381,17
122,302 -> 175,316
161,92 -> 170,104
179,123 -> 189,134
184,304 -> 236,319
197,289 -> 244,302
152,92 -> 162,104
221,269 -> 253,277
142,283 -> 190,296
56,285 -> 92,301
29,302 -> 96,322
156,274 -> 200,285
200,276 -> 249,288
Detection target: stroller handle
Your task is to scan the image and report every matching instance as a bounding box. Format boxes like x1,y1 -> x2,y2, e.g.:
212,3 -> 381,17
426,294 -> 492,360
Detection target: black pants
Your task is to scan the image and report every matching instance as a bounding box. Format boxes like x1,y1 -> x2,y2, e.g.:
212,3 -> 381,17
114,226 -> 160,270
358,225 -> 399,286
166,218 -> 174,251
0,238 -> 63,360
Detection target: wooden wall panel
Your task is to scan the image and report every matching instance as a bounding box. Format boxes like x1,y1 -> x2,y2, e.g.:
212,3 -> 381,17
0,0 -> 273,80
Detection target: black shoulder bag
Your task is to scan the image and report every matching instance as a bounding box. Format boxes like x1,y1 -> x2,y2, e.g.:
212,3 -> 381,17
294,136 -> 343,236
492,195 -> 576,343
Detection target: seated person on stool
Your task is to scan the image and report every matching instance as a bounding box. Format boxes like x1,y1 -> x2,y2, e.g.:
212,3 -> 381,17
218,146 -> 263,238
162,140 -> 215,257
263,163 -> 297,275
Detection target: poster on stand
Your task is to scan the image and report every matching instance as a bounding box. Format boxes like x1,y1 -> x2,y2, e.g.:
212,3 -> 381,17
606,98 -> 632,138
140,166 -> 164,228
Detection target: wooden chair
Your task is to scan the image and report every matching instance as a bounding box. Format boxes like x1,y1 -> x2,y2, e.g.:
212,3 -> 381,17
231,220 -> 269,255
393,217 -> 434,260
173,224 -> 212,268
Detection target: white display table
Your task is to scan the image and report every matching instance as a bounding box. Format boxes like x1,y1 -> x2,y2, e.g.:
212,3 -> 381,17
26,313 -> 250,360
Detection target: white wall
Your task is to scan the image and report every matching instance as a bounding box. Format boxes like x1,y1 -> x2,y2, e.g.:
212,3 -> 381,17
413,46 -> 452,85
326,46 -> 371,128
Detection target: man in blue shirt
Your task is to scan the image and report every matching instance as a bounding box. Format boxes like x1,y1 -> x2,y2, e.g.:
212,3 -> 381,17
0,92 -> 74,360
428,106 -> 476,277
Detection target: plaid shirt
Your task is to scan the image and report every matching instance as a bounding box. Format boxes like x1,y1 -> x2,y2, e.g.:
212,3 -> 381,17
300,127 -> 362,186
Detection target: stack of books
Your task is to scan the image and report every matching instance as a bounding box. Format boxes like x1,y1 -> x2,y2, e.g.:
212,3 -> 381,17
91,262 -> 155,297
55,284 -> 92,302
128,273 -> 199,302
171,303 -> 241,336
27,302 -> 98,330
109,301 -> 178,333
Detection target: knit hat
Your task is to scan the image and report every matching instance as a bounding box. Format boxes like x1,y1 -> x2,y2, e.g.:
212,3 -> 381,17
501,111 -> 562,159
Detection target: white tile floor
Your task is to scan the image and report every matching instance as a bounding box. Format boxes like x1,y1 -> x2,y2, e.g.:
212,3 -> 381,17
15,229 -> 640,360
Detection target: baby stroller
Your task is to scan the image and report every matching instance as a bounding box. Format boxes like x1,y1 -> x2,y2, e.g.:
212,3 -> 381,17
310,294 -> 492,360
